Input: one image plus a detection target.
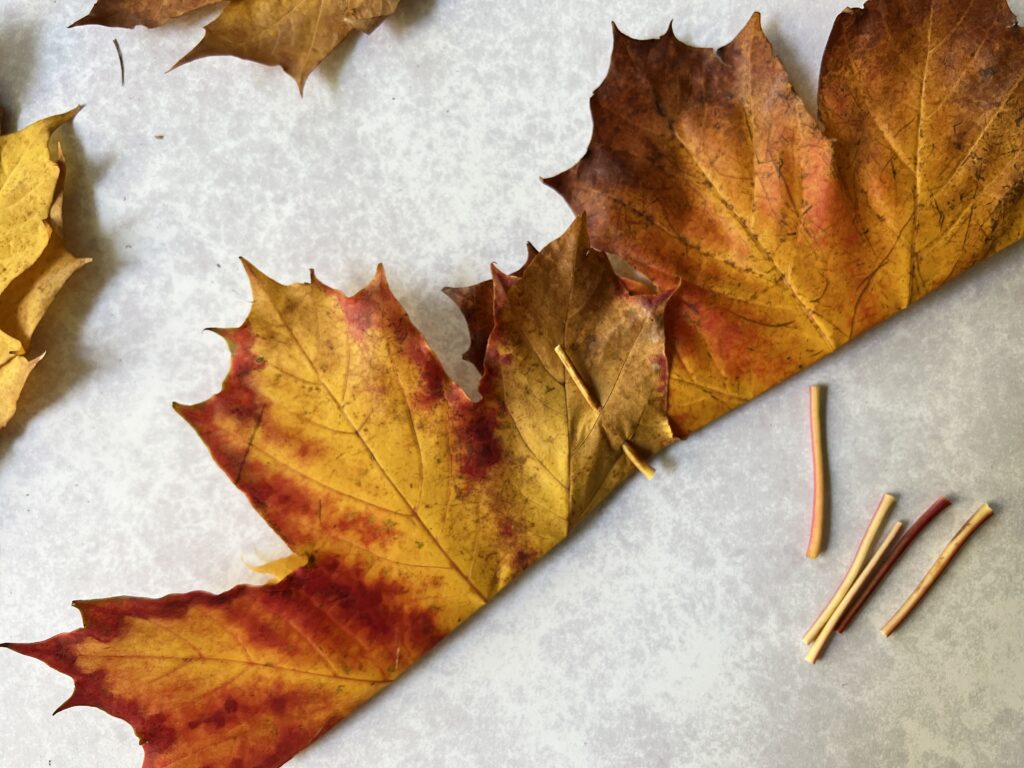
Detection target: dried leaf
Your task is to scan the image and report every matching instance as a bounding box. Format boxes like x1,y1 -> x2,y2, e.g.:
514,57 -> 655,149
442,243 -> 535,371
6,219 -> 674,767
0,108 -> 90,430
547,0 -> 1024,436
74,0 -> 402,91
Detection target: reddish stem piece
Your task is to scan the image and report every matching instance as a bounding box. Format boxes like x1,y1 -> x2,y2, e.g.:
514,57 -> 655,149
836,496 -> 952,634
806,384 -> 828,558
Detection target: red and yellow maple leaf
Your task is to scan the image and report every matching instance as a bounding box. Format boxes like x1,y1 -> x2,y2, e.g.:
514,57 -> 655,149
74,0 -> 401,90
5,218 -> 674,767
547,0 -> 1024,436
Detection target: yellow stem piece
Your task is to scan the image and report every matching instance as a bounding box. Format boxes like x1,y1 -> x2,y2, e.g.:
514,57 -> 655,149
622,442 -> 655,480
554,344 -> 601,412
803,493 -> 896,645
881,503 -> 994,637
806,384 -> 828,558
247,552 -> 310,583
805,521 -> 902,664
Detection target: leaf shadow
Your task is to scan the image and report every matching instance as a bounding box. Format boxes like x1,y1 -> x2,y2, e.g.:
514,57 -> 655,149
0,21 -> 39,128
0,124 -> 120,465
314,0 -> 439,91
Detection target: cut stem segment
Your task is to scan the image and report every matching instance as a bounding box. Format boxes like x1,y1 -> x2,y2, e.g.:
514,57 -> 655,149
837,496 -> 952,634
803,493 -> 896,645
881,503 -> 994,637
806,384 -> 828,558
554,344 -> 601,412
805,521 -> 903,664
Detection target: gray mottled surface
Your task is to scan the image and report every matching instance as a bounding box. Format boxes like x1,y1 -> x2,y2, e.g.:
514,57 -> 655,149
1,1 -> 1023,766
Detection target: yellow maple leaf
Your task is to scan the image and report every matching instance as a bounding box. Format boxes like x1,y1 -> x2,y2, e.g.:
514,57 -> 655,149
0,108 -> 90,430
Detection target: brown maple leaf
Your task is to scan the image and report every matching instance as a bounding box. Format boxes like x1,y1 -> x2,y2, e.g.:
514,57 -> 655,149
5,218 -> 674,767
74,0 -> 402,90
547,0 -> 1024,436
0,108 -> 90,430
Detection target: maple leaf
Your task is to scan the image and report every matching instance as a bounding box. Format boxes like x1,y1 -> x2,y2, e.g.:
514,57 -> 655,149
546,0 -> 1024,436
5,218 -> 674,767
442,244 -> 535,371
0,108 -> 90,430
73,0 -> 402,91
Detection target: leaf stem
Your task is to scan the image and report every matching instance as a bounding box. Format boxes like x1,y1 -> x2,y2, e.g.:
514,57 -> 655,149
836,496 -> 951,634
803,493 -> 895,645
881,503 -> 994,637
554,344 -> 601,412
805,521 -> 903,664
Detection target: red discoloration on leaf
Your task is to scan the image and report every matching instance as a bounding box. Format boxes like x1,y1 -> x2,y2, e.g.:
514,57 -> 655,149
339,295 -> 376,338
222,324 -> 267,380
278,557 -> 447,663
403,333 -> 447,408
453,402 -> 503,480
497,516 -> 518,539
513,548 -> 535,573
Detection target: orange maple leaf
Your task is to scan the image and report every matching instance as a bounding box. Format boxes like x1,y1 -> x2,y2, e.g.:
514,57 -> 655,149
74,0 -> 401,90
547,0 -> 1024,436
5,219 -> 674,767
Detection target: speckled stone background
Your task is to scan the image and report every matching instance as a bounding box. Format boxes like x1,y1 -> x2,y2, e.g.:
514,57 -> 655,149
1,1 -> 1023,766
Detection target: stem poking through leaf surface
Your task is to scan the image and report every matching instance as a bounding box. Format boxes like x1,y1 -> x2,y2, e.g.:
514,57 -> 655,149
881,503 -> 994,637
837,496 -> 952,634
554,343 -> 655,479
805,521 -> 903,664
622,443 -> 655,480
806,384 -> 828,558
554,344 -> 601,412
803,493 -> 895,645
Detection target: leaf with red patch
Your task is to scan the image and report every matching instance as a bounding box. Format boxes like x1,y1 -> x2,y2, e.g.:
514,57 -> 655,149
5,218 -> 674,767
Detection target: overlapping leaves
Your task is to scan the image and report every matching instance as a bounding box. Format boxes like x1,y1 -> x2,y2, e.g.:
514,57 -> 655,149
549,0 -> 1024,435
6,219 -> 674,767
9,0 -> 1024,765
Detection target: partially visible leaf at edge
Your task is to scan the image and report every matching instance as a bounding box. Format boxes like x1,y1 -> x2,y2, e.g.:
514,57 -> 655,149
547,0 -> 1024,436
0,107 -> 90,430
73,0 -> 403,91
